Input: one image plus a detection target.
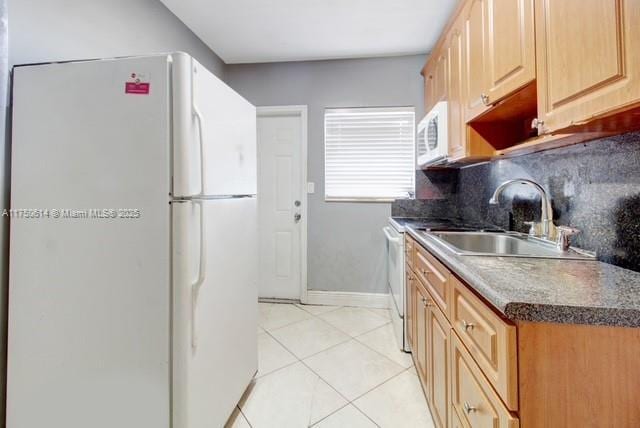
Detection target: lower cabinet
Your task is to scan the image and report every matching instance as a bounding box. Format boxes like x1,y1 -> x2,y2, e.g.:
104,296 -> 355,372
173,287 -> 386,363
451,406 -> 465,428
407,267 -> 450,428
451,334 -> 519,428
406,235 -> 518,428
428,304 -> 451,428
414,283 -> 430,388
406,268 -> 415,349
406,235 -> 640,428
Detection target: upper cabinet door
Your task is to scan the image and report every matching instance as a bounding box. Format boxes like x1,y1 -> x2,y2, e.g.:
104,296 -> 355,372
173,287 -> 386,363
447,24 -> 466,160
463,0 -> 489,121
434,52 -> 448,105
536,0 -> 640,133
424,53 -> 448,114
485,0 -> 535,104
424,64 -> 436,114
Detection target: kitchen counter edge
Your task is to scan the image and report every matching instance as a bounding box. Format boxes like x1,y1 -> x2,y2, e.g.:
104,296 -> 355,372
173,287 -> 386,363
405,226 -> 640,328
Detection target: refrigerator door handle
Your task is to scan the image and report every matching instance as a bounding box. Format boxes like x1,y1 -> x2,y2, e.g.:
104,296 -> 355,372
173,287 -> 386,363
193,104 -> 206,198
191,59 -> 206,198
191,199 -> 207,351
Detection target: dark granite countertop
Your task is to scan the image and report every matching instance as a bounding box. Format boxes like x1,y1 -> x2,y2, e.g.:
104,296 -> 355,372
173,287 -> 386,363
403,223 -> 640,327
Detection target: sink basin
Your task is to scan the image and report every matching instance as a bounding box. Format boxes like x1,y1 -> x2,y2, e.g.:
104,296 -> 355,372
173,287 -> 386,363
424,231 -> 595,260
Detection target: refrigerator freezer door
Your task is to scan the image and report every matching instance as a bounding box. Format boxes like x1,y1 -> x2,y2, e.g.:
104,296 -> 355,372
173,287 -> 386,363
172,54 -> 257,198
172,198 -> 258,428
8,57 -> 173,427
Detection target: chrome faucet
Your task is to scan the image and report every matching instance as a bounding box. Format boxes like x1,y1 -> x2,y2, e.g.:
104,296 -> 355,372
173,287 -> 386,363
489,179 -> 557,241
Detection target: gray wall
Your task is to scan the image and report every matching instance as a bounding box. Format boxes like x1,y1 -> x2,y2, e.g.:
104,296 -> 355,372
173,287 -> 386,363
8,0 -> 225,76
225,55 -> 426,294
4,1 -> 224,424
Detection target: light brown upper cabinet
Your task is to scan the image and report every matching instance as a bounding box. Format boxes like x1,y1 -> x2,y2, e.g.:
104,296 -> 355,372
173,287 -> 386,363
447,18 -> 466,160
463,0 -> 488,121
424,52 -> 448,114
433,52 -> 448,106
484,0 -> 535,104
535,0 -> 640,134
424,65 -> 435,114
464,0 -> 535,121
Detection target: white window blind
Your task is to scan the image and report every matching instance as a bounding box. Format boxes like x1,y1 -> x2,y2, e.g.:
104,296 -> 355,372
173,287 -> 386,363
324,107 -> 415,201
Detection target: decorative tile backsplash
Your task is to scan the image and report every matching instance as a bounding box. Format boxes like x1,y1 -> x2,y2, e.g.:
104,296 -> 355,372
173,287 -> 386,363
392,131 -> 640,271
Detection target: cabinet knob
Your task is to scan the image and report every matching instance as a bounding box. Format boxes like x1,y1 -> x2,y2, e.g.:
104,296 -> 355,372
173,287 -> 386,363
462,320 -> 475,331
556,225 -> 581,251
481,93 -> 490,106
463,402 -> 477,414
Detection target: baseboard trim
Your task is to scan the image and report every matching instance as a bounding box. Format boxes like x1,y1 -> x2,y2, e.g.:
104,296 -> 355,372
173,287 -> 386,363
258,297 -> 301,305
305,290 -> 390,309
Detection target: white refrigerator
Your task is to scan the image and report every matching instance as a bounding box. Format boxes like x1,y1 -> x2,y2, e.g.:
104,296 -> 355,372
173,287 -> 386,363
7,53 -> 258,428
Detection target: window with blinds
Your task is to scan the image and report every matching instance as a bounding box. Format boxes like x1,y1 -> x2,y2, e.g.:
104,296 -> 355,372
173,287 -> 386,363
324,107 -> 416,201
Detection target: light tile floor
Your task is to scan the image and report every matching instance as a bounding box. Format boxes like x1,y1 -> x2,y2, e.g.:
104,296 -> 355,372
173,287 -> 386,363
226,303 -> 435,428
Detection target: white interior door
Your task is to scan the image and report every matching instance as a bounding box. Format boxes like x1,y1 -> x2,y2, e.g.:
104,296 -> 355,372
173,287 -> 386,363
257,107 -> 306,300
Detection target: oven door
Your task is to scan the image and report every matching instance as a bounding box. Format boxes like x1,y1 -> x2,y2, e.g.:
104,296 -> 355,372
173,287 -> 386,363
384,226 -> 404,317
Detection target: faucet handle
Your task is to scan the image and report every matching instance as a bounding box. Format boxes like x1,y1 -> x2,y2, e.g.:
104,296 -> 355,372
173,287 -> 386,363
523,221 -> 536,236
556,226 -> 580,251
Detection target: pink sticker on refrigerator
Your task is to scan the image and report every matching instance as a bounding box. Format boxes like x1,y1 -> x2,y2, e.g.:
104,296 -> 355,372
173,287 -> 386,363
125,82 -> 150,95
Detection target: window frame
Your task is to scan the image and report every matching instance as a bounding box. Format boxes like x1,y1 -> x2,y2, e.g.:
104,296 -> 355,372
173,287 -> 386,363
323,106 -> 416,203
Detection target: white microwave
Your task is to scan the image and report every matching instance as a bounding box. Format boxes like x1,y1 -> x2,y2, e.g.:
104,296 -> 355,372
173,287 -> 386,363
417,101 -> 448,167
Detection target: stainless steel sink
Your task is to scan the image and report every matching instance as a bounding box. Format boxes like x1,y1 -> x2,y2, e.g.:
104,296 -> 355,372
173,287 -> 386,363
424,231 -> 595,260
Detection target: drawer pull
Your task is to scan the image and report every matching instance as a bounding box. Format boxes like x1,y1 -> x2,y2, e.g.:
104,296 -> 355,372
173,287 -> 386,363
421,297 -> 433,307
462,320 -> 475,331
463,402 -> 477,414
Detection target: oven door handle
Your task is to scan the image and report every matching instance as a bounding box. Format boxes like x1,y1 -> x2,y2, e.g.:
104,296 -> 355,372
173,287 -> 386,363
383,226 -> 401,245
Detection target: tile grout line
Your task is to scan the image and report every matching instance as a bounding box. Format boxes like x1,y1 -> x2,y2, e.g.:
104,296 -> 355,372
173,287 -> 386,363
260,302 -> 344,334
352,326 -> 414,370
297,339 -> 406,421
295,303 -> 343,317
238,405 -> 254,428
262,324 -> 354,406
257,304 -> 407,427
300,352 -> 409,427
316,311 -> 392,339
263,313 -> 352,361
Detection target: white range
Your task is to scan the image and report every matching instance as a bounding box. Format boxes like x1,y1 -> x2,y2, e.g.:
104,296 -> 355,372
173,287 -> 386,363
384,217 -> 460,352
8,53 -> 257,428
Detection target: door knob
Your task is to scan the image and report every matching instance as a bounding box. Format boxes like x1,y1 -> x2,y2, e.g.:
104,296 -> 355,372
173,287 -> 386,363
294,213 -> 302,223
294,200 -> 301,207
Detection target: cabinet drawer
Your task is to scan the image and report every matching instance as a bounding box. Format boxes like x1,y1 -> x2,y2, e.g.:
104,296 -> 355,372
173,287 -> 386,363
405,235 -> 415,268
451,277 -> 518,410
451,335 -> 519,428
414,246 -> 450,318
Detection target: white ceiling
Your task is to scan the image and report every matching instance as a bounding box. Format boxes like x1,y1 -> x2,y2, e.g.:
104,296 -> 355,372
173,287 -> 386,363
160,0 -> 458,64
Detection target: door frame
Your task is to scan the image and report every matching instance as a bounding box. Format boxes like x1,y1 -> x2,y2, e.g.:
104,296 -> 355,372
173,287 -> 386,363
256,105 -> 309,303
